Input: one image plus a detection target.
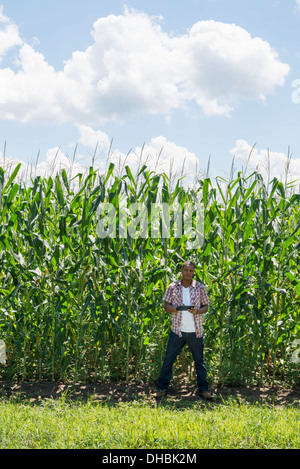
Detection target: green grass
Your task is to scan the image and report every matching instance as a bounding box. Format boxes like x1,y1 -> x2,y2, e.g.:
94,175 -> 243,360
0,397 -> 299,449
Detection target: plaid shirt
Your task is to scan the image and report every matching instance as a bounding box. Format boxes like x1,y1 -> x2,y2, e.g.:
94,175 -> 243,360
163,280 -> 209,338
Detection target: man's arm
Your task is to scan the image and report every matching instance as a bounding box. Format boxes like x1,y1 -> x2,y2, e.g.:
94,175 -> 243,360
189,286 -> 209,315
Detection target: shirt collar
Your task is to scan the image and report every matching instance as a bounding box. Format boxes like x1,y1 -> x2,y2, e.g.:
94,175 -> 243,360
175,279 -> 197,288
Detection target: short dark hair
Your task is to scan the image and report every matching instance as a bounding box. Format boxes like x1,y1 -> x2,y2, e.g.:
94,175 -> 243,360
182,261 -> 196,269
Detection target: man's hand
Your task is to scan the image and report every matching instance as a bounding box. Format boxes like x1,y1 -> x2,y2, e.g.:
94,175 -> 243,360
164,301 -> 177,313
188,305 -> 208,315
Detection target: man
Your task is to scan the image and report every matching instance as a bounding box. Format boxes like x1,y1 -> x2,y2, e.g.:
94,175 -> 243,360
156,261 -> 212,400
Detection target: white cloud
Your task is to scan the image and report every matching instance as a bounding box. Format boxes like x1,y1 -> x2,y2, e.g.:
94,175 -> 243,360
76,124 -> 111,153
0,8 -> 290,124
0,145 -> 87,186
35,147 -> 87,179
296,0 -> 300,10
179,20 -> 289,116
76,126 -> 200,182
2,132 -> 299,191
0,126 -> 200,187
230,139 -> 300,186
0,5 -> 8,23
0,6 -> 22,61
106,135 -> 200,183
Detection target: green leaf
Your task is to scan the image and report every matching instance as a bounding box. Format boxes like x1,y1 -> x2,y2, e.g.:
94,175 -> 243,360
4,163 -> 21,192
55,176 -> 65,207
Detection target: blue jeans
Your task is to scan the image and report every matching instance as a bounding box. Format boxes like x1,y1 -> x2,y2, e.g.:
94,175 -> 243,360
158,330 -> 209,392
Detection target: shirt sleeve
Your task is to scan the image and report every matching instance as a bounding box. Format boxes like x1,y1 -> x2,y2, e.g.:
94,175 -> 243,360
200,285 -> 209,305
163,285 -> 174,303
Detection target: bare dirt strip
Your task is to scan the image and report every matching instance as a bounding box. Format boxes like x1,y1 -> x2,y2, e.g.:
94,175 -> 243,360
1,380 -> 299,407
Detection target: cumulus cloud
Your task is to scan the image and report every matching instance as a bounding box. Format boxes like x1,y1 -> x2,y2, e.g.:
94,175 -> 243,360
230,139 -> 300,186
1,44 -> 60,121
0,145 -> 87,185
0,125 -> 201,188
76,124 -> 111,154
3,131 -> 299,191
0,6 -> 22,62
178,20 -> 289,115
75,125 -> 200,182
107,135 -> 200,183
0,8 -> 290,124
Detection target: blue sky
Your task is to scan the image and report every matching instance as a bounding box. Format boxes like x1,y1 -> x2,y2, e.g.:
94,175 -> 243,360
0,0 -> 300,184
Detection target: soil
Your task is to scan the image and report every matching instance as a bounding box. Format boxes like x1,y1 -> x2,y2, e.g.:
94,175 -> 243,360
0,380 -> 299,407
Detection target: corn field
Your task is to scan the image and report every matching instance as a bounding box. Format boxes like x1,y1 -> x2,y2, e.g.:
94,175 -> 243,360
0,159 -> 300,386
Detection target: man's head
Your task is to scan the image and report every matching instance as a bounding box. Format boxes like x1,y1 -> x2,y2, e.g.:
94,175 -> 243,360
181,261 -> 196,282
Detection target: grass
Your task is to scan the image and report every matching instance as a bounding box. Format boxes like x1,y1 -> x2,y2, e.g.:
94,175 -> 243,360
0,395 -> 299,449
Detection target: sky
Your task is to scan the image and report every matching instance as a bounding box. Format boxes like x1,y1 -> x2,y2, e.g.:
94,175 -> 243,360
1,0 -> 300,186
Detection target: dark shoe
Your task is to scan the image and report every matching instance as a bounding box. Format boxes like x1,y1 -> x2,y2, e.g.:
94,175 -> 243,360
155,389 -> 167,398
198,390 -> 213,400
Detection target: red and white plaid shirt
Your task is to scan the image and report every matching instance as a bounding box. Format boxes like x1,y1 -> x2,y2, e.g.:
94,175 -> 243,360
163,280 -> 209,338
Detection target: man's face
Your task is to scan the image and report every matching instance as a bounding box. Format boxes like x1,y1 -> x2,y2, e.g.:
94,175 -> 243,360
181,265 -> 195,281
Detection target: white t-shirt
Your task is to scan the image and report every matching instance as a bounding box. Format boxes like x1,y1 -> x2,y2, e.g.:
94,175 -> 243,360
180,286 -> 195,333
